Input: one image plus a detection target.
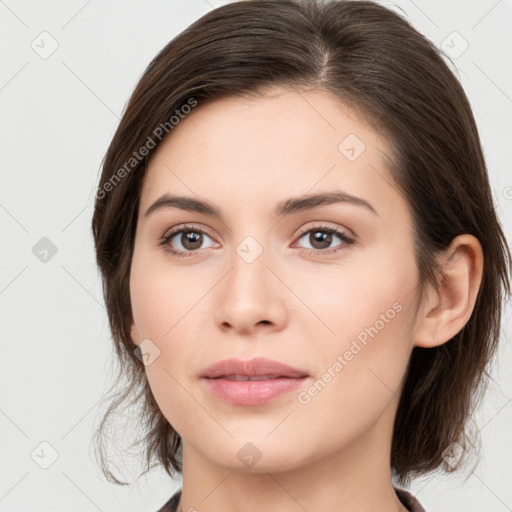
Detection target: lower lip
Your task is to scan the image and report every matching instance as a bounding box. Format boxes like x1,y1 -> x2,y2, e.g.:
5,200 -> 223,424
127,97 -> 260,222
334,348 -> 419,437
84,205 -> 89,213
202,377 -> 308,405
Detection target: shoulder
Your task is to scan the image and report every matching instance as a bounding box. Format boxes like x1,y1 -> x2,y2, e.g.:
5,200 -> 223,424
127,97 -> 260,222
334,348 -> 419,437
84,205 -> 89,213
154,488 -> 182,512
394,486 -> 427,512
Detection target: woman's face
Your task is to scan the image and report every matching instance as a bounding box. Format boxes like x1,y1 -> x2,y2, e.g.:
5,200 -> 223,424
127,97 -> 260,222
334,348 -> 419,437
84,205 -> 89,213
130,87 -> 424,473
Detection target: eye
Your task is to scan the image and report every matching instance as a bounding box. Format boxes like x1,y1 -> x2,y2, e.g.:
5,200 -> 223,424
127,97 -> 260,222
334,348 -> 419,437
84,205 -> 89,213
293,224 -> 356,255
159,223 -> 356,258
159,224 -> 218,257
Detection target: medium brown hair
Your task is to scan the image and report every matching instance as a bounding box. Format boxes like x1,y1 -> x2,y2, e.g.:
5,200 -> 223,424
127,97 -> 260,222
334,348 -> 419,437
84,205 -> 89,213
91,0 -> 511,487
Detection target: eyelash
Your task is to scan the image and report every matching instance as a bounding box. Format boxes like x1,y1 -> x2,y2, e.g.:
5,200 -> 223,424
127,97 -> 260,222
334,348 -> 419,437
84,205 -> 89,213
159,223 -> 356,258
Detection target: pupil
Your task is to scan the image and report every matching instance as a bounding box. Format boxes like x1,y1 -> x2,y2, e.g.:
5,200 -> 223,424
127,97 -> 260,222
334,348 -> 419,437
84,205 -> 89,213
311,231 -> 331,249
183,231 -> 202,250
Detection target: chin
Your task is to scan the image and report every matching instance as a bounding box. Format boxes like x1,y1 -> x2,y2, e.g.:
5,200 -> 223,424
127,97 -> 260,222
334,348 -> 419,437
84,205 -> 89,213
203,440 -> 306,475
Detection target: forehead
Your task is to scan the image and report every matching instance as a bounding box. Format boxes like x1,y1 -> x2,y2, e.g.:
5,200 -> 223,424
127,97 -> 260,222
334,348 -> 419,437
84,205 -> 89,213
140,87 -> 399,217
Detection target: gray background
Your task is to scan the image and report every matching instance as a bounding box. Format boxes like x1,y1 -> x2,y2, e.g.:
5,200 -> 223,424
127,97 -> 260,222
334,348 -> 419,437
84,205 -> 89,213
1,0 -> 511,511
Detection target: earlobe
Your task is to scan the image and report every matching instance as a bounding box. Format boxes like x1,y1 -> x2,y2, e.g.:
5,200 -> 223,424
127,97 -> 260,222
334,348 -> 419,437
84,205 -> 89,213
413,234 -> 483,348
131,321 -> 140,346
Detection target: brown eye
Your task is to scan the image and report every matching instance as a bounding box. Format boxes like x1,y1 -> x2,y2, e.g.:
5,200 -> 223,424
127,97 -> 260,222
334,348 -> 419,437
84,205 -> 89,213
161,224 -> 218,257
308,230 -> 334,250
178,231 -> 203,250
294,225 -> 356,256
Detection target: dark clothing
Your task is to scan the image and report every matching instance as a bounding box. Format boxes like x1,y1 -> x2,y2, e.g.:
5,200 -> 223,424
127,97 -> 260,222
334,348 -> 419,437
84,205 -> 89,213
155,486 -> 427,511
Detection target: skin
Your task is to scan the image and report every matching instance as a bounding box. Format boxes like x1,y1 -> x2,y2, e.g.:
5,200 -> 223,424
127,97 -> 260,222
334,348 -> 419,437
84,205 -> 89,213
129,86 -> 483,512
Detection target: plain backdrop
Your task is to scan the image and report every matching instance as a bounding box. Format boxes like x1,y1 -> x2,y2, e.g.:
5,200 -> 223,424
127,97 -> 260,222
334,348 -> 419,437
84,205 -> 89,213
1,1 -> 511,511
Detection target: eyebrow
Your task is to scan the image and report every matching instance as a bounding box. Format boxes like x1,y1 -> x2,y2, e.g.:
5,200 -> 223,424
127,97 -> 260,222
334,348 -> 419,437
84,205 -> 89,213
144,190 -> 378,220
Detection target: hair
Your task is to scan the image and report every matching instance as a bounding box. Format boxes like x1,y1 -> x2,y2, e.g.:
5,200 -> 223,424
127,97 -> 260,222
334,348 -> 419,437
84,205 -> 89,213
90,0 -> 511,488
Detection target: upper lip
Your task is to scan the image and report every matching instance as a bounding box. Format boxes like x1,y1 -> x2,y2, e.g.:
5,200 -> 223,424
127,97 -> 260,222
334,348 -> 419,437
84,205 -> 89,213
200,357 -> 309,379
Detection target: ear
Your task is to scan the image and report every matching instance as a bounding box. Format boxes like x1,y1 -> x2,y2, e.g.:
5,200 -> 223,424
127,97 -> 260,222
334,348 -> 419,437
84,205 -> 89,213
130,320 -> 140,347
413,234 -> 483,348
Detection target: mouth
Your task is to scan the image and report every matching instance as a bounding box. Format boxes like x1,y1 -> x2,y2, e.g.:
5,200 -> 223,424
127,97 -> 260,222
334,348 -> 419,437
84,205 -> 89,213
200,356 -> 309,380
202,376 -> 308,405
200,358 -> 310,406
209,374 -> 299,381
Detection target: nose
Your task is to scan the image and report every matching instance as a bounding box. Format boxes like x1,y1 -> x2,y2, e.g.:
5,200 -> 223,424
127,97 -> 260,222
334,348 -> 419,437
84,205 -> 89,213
214,243 -> 288,335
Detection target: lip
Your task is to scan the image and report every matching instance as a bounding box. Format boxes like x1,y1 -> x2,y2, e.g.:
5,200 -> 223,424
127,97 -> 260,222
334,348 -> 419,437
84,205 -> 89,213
200,357 -> 310,406
200,357 -> 309,379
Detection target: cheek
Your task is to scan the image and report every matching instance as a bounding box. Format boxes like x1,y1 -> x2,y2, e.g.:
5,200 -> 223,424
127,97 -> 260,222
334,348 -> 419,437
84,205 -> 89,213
129,245 -> 212,434
297,241 -> 417,348
290,283 -> 416,452
298,246 -> 418,403
130,243 -> 208,343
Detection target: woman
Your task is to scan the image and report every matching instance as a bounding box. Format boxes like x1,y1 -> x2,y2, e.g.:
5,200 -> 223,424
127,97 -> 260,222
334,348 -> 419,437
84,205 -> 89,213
91,1 -> 511,511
